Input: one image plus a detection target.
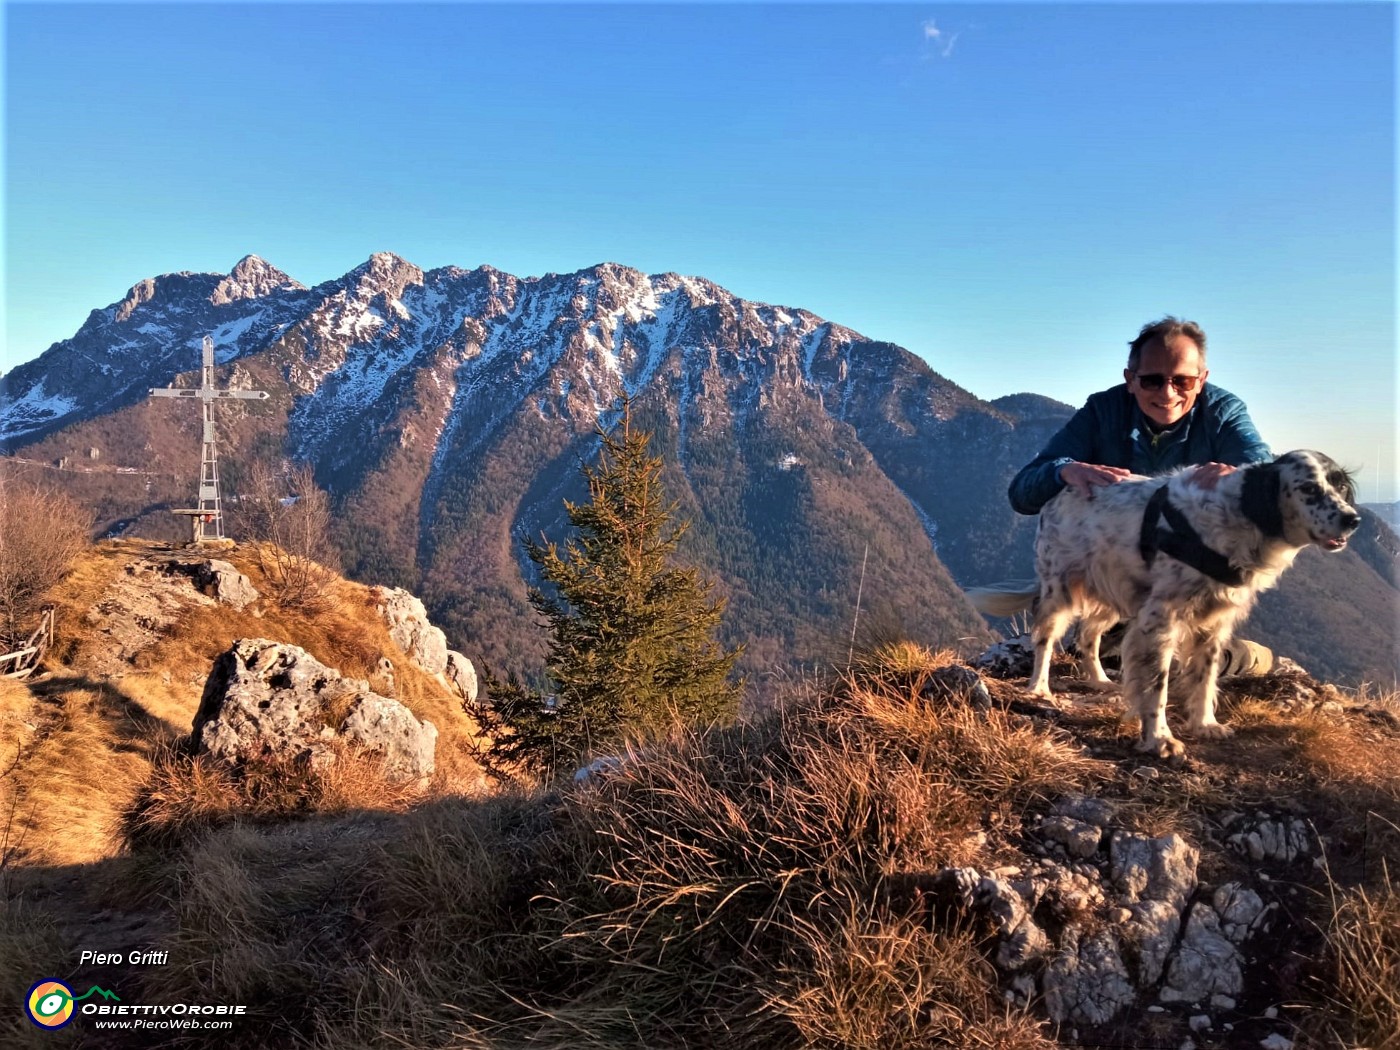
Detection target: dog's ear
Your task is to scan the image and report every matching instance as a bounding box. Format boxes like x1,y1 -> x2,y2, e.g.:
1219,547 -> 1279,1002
1240,462 -> 1285,538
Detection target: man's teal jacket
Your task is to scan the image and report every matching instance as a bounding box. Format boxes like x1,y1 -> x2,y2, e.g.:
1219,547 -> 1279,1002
1008,383 -> 1272,516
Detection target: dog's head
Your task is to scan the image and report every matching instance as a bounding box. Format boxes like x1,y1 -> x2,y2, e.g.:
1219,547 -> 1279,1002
1241,451 -> 1360,552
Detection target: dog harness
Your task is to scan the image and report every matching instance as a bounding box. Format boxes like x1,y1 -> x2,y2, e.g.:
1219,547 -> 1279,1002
1138,485 -> 1247,586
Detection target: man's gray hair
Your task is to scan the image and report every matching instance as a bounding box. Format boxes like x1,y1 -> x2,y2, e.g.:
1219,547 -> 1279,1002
1127,317 -> 1208,371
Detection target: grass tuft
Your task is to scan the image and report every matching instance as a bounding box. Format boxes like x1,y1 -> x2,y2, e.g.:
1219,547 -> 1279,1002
124,745 -> 430,853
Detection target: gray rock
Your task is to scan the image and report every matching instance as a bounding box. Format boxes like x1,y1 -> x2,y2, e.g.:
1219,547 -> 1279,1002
922,664 -> 991,708
192,559 -> 259,609
1212,883 -> 1271,943
1051,794 -> 1119,828
1008,973 -> 1037,1004
1042,815 -> 1104,858
1122,899 -> 1183,987
1043,927 -> 1136,1025
375,657 -> 396,696
975,877 -> 1029,934
997,918 -> 1052,971
373,586 -> 449,675
1036,865 -> 1105,918
1160,903 -> 1243,1003
974,636 -> 1033,678
340,694 -> 438,781
193,639 -> 437,782
1110,831 -> 1199,911
935,866 -> 982,909
573,755 -> 625,785
1228,815 -> 1312,864
444,649 -> 479,703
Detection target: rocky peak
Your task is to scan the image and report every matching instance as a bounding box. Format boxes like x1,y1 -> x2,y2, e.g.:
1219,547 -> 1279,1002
210,254 -> 305,305
113,277 -> 160,323
344,251 -> 425,301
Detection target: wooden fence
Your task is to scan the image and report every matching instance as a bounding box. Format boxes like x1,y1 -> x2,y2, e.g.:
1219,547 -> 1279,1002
0,607 -> 55,680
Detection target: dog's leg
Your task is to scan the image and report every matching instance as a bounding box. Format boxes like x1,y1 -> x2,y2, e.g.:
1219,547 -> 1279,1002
1075,609 -> 1119,692
1121,602 -> 1185,759
1027,583 -> 1072,703
1179,630 -> 1232,740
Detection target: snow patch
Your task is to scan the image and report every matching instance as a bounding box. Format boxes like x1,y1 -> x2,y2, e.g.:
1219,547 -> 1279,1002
0,380 -> 79,440
891,480 -> 940,552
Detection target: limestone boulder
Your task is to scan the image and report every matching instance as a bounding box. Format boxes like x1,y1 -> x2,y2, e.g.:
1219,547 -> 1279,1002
193,638 -> 437,782
373,586 -> 448,676
444,649 -> 479,703
1159,903 -> 1244,1003
1109,830 -> 1199,911
340,694 -> 439,783
191,559 -> 259,610
1043,927 -> 1136,1025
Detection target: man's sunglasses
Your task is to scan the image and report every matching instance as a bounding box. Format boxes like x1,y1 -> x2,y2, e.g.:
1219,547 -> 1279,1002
1133,372 -> 1202,393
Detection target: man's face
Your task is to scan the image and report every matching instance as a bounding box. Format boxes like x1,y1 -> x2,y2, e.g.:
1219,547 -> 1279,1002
1124,334 -> 1207,428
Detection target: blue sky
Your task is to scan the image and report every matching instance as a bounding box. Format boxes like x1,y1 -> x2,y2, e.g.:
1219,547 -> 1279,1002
4,2 -> 1396,499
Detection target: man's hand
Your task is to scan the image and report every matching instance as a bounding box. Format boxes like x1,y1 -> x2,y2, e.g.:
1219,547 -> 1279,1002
1188,462 -> 1238,490
1058,461 -> 1134,499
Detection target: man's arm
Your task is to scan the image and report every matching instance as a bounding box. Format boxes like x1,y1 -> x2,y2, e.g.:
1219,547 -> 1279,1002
1008,401 -> 1107,515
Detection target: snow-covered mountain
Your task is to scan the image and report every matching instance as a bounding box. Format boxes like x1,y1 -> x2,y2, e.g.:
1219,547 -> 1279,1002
4,254 -> 1395,687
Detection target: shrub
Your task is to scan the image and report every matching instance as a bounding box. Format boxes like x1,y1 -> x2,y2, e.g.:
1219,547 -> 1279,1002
0,475 -> 90,646
227,460 -> 339,610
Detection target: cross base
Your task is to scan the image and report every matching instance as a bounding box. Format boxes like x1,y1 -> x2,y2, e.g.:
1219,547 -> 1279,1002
171,508 -> 222,545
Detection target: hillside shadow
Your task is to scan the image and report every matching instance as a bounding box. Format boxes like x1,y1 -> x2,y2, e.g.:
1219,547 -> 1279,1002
27,674 -> 189,754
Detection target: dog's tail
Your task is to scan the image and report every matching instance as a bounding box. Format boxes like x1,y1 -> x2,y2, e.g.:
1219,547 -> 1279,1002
964,579 -> 1040,617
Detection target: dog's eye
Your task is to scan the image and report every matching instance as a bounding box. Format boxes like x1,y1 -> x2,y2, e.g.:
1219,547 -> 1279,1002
1299,482 -> 1322,497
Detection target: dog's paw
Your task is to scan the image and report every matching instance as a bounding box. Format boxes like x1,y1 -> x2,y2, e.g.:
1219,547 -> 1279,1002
1135,734 -> 1186,759
1184,721 -> 1233,740
1080,678 -> 1119,694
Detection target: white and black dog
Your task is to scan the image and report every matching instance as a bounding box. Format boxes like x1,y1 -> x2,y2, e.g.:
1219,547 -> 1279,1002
1027,450 -> 1360,757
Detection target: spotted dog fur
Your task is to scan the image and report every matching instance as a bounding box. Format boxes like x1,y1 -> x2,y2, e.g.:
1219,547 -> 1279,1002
1027,450 -> 1360,758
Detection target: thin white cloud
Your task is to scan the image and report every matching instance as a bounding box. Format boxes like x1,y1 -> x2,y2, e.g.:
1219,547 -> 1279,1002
921,18 -> 960,58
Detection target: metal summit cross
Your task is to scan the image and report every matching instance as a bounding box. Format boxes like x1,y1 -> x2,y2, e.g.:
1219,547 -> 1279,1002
149,336 -> 269,544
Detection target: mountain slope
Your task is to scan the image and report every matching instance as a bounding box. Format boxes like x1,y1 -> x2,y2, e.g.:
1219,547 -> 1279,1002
4,254 -> 1394,687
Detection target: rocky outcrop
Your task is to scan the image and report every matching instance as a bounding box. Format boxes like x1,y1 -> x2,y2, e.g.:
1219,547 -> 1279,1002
83,555 -> 256,675
192,638 -> 437,782
373,586 -> 448,676
919,793 -> 1287,1032
444,649 -> 478,703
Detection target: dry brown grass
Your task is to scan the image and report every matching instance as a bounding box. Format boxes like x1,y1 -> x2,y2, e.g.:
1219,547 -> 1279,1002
125,745 -> 432,853
0,537 -> 488,877
1330,878 -> 1400,1050
0,676 -> 37,800
1299,866 -> 1400,1050
0,899 -> 75,1049
130,655 -> 1094,1048
769,908 -> 1052,1050
12,578 -> 1396,1050
0,676 -> 176,868
40,539 -> 139,665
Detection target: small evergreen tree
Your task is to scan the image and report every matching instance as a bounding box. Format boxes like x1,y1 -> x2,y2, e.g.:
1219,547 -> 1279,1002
472,397 -> 742,777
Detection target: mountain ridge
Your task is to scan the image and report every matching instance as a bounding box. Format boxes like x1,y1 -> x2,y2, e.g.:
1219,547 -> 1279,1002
3,254 -> 1395,688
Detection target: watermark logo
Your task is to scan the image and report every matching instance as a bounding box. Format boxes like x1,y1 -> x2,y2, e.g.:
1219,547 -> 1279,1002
26,981 -> 120,1029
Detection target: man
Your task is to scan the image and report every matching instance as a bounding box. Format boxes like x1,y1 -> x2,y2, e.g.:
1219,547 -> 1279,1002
988,316 -> 1274,675
1008,317 -> 1271,515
